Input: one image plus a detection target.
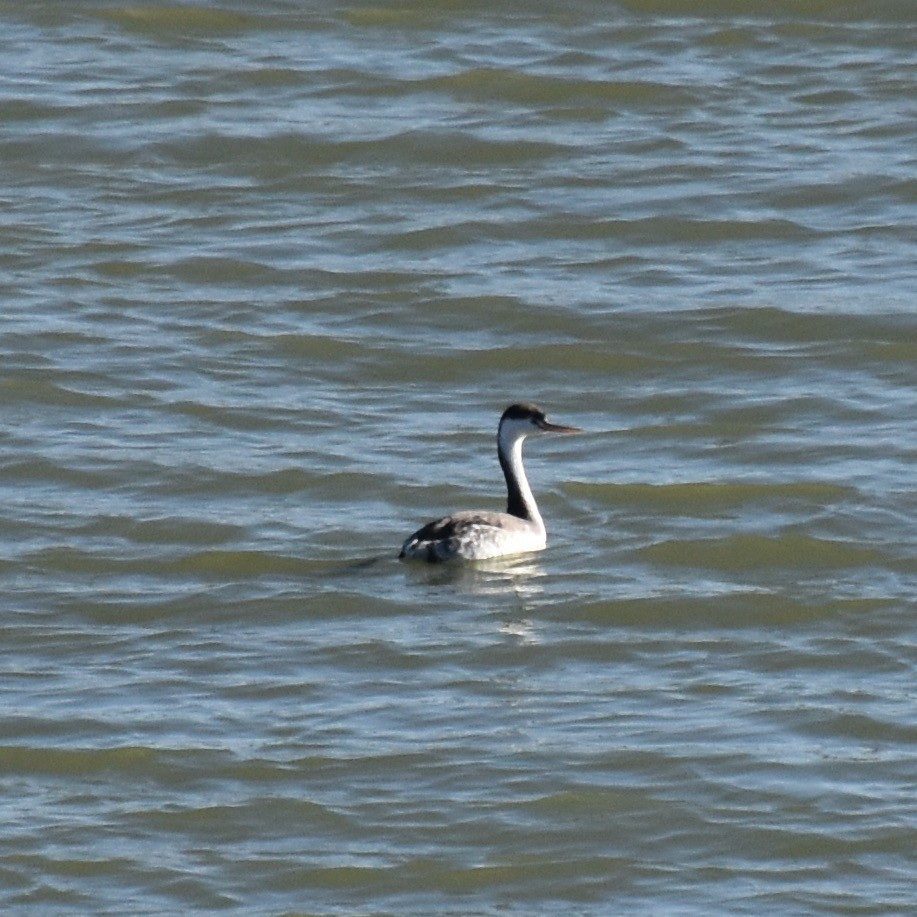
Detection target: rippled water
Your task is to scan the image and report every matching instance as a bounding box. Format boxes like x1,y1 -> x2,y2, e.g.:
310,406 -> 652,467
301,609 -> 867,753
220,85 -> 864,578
2,1 -> 916,913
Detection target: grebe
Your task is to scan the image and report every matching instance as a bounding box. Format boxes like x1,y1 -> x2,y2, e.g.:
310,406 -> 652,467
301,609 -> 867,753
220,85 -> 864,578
399,403 -> 580,562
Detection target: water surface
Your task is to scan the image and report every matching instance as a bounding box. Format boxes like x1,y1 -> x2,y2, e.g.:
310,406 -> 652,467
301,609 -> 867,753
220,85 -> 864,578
1,1 -> 915,913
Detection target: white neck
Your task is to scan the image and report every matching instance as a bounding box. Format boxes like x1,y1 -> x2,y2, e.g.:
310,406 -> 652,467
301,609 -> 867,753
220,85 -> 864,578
497,423 -> 544,533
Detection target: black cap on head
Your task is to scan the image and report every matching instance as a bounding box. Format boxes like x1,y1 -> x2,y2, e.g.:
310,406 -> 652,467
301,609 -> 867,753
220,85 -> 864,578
500,403 -> 545,424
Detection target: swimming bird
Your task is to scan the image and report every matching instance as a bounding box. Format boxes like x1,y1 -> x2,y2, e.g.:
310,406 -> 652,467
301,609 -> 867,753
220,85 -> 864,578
399,403 -> 580,562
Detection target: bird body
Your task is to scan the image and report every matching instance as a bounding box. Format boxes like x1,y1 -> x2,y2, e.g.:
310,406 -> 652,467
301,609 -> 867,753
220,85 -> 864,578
399,403 -> 579,562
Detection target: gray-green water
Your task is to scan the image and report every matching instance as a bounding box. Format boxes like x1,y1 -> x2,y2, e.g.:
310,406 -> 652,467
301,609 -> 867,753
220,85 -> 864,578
2,1 -> 916,914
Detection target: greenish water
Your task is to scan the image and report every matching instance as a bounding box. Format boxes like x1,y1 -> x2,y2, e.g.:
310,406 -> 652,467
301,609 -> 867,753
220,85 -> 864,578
1,1 -> 915,914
